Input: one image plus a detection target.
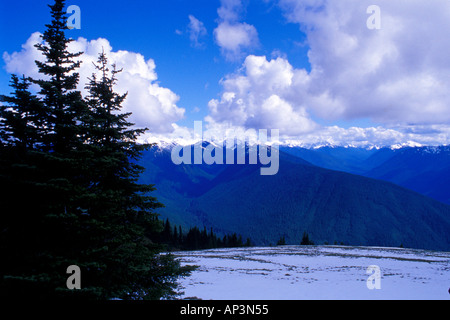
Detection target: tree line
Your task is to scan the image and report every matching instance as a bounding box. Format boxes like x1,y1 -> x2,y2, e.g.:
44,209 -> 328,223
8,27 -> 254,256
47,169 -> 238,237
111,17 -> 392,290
276,232 -> 348,246
158,219 -> 252,251
276,232 -> 315,246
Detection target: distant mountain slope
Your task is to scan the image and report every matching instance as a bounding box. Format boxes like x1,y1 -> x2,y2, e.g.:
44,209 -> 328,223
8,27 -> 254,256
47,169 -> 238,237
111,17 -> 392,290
279,146 -> 378,174
137,146 -> 225,228
365,146 -> 450,205
280,145 -> 450,205
138,146 -> 450,251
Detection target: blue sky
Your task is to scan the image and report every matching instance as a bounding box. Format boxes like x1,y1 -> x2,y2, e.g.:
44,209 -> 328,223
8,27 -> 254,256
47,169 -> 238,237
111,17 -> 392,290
2,0 -> 450,147
1,0 -> 308,127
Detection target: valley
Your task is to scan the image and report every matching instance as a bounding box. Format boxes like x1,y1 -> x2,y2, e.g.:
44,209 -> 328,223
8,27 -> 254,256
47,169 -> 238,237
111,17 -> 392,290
138,144 -> 450,251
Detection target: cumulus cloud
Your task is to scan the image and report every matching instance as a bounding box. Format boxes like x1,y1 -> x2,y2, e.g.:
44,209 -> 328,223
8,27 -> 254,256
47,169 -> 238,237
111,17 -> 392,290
206,0 -> 450,146
277,0 -> 450,125
205,54 -> 450,146
214,0 -> 259,61
3,32 -> 185,134
3,32 -> 46,80
187,15 -> 207,48
207,55 -> 317,135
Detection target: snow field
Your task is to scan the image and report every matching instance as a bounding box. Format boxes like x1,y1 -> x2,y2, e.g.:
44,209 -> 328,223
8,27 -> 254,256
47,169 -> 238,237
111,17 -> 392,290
174,246 -> 450,300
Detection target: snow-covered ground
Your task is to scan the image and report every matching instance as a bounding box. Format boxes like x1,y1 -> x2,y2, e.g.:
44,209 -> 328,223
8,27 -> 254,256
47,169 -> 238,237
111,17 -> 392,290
174,245 -> 450,300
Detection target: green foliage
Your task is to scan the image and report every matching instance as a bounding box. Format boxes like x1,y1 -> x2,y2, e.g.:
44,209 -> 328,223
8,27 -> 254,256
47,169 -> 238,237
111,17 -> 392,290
0,0 -> 192,300
0,75 -> 45,151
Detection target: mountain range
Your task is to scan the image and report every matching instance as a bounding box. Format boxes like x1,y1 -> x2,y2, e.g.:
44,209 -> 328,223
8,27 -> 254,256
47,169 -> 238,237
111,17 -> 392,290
280,145 -> 450,205
137,144 -> 450,251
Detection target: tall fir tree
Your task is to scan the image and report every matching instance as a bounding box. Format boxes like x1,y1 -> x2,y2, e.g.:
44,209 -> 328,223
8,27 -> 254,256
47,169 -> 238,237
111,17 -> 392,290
0,75 -> 46,152
1,0 -> 95,300
300,232 -> 314,245
0,0 -> 192,300
33,0 -> 85,154
0,75 -> 53,299
80,51 -> 192,299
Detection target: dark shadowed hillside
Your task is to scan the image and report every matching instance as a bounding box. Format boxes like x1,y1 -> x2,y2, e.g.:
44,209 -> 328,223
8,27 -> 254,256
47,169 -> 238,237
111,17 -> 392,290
138,145 -> 450,251
280,146 -> 450,205
365,146 -> 450,205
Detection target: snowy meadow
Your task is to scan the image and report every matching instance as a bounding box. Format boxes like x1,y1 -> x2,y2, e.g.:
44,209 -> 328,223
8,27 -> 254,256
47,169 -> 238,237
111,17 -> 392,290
174,246 -> 450,300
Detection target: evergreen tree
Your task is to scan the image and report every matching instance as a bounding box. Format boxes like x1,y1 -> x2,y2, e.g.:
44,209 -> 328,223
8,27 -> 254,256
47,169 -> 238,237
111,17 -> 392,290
209,227 -> 216,249
201,226 -> 208,247
300,231 -> 314,245
277,236 -> 286,246
222,235 -> 228,247
173,226 -> 179,247
161,218 -> 172,244
0,0 -> 192,300
0,0 -> 87,299
73,50 -> 191,299
33,0 -> 85,154
0,75 -> 53,299
0,75 -> 46,152
178,225 -> 184,245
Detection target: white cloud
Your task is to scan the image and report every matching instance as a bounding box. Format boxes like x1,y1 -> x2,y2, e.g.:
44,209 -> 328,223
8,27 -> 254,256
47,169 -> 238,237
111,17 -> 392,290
207,55 -> 317,135
214,0 -> 259,61
145,122 -> 450,148
217,0 -> 243,22
187,15 -> 207,48
3,32 -> 46,80
296,124 -> 450,148
205,0 -> 450,146
204,54 -> 450,146
214,22 -> 259,60
3,33 -> 185,134
277,0 -> 450,125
